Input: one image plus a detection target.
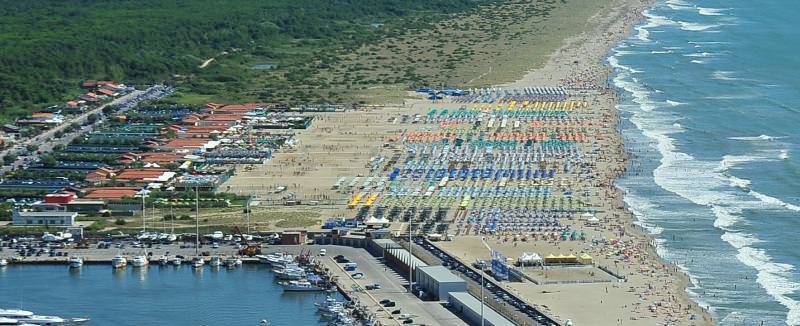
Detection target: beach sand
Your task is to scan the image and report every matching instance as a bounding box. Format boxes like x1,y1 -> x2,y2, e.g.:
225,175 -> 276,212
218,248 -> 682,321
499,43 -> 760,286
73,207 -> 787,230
217,0 -> 716,324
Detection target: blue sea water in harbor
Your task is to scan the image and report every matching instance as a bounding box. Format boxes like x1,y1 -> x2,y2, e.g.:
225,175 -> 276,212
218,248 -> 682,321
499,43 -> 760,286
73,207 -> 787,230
610,0 -> 800,324
0,264 -> 343,325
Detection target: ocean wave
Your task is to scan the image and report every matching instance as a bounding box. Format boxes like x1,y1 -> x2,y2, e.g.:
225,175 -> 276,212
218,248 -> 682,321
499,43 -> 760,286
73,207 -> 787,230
727,135 -> 785,141
666,100 -> 686,106
705,94 -> 756,100
750,191 -> 800,212
717,154 -> 769,172
721,232 -> 800,326
613,57 -> 800,323
698,7 -> 729,16
690,59 -> 705,64
679,21 -> 720,31
635,10 -> 679,42
683,52 -> 717,57
607,56 -> 643,73
666,0 -> 691,6
712,70 -> 737,80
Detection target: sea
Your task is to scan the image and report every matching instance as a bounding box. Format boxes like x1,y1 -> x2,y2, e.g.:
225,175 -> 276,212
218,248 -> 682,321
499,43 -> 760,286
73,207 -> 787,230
0,264 -> 343,325
610,0 -> 800,325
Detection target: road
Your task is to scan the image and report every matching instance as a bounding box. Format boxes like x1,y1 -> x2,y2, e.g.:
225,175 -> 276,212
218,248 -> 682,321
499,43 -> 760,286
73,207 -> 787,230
0,85 -> 174,174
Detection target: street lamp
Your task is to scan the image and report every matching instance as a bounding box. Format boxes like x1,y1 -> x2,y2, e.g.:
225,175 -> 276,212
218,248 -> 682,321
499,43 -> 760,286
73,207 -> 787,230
480,236 -> 492,326
406,221 -> 427,294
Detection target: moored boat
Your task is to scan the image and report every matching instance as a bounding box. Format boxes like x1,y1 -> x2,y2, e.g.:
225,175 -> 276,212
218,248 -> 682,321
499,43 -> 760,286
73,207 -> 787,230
67,256 -> 83,268
131,255 -> 148,267
111,255 -> 127,269
281,280 -> 324,292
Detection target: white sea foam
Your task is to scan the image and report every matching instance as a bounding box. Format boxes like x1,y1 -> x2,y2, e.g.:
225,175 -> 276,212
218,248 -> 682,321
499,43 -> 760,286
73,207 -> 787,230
698,7 -> 728,16
728,134 -> 787,141
635,10 -> 679,42
712,70 -> 737,80
666,100 -> 686,106
612,49 -> 800,323
718,154 -> 767,172
705,94 -> 757,100
722,232 -> 800,326
690,59 -> 705,64
679,21 -> 720,31
683,52 -> 716,57
666,0 -> 691,6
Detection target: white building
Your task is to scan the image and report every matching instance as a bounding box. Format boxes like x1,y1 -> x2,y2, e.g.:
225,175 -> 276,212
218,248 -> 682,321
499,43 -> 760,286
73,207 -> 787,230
12,209 -> 77,226
415,265 -> 467,300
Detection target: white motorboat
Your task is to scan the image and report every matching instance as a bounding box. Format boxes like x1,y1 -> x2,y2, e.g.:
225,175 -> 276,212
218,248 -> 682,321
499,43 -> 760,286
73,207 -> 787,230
41,232 -> 72,243
208,257 -> 222,267
158,255 -> 169,265
191,257 -> 204,268
281,280 -> 324,292
273,267 -> 304,280
67,256 -> 83,268
0,259 -> 8,267
111,255 -> 127,269
172,257 -> 182,266
0,309 -> 88,325
0,316 -> 33,325
224,257 -> 240,268
131,255 -> 149,267
256,253 -> 293,266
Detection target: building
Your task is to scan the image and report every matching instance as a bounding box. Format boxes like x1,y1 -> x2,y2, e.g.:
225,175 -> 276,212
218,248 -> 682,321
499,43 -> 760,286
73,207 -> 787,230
43,193 -> 76,204
447,292 -> 515,326
372,239 -> 428,275
12,209 -> 77,226
415,265 -> 467,300
280,231 -> 307,245
82,187 -> 140,200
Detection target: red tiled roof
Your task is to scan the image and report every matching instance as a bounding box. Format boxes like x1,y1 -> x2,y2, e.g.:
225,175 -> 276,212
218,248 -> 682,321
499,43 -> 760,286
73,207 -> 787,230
83,187 -> 139,200
97,88 -> 115,96
115,168 -> 169,182
139,152 -> 185,164
159,138 -> 210,150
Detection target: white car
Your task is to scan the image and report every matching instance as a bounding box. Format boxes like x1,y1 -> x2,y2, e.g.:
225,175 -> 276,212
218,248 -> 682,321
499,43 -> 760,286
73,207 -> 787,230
319,249 -> 327,256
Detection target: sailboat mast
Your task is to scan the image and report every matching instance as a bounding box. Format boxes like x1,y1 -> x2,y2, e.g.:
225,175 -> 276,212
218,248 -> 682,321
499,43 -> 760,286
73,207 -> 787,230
141,191 -> 146,233
170,203 -> 175,234
195,186 -> 200,256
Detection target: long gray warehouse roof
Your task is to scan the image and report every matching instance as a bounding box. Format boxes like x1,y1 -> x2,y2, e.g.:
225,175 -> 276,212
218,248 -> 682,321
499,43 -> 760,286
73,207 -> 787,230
449,292 -> 516,326
418,265 -> 465,283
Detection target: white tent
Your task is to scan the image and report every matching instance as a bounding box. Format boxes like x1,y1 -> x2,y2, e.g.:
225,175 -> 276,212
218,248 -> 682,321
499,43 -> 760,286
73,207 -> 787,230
518,252 -> 542,266
365,216 -> 390,227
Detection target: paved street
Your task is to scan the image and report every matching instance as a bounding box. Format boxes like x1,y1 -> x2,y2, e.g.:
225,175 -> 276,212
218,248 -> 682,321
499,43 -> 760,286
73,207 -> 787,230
0,85 -> 174,173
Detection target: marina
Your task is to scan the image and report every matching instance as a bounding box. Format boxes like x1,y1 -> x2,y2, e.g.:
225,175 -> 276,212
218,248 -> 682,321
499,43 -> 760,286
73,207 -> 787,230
0,243 -> 465,325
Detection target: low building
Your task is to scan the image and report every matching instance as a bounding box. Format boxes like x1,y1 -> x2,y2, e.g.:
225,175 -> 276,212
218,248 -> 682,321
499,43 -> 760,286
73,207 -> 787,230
12,209 -> 77,226
280,230 -> 307,245
447,292 -> 515,326
415,265 -> 467,301
82,187 -> 139,200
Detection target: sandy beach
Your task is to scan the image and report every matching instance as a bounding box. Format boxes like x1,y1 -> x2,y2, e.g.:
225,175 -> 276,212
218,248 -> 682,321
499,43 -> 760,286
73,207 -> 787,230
216,0 -> 717,324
